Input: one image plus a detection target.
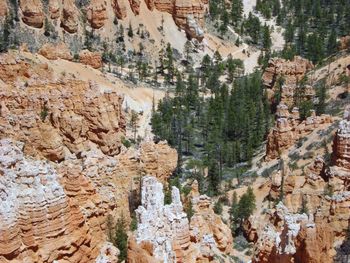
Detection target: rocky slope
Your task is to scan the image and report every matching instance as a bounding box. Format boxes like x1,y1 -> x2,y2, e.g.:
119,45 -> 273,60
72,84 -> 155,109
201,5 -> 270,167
0,51 -> 178,262
250,109 -> 350,262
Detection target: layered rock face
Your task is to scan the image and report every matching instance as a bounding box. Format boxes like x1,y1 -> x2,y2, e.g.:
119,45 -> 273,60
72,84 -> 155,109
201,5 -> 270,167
252,203 -> 334,263
135,176 -> 191,262
339,36 -> 350,51
61,0 -> 79,33
331,114 -> 350,171
132,176 -> 233,263
0,81 -> 124,161
20,0 -> 44,28
140,141 -> 178,183
0,52 -> 179,262
0,139 -> 93,262
173,0 -> 206,39
190,194 -> 234,259
263,57 -> 314,107
266,103 -> 332,160
87,0 -> 108,29
7,0 -> 208,40
79,49 -> 103,69
112,0 -> 127,19
38,42 -> 73,61
253,111 -> 350,262
49,0 -> 61,19
95,242 -> 120,263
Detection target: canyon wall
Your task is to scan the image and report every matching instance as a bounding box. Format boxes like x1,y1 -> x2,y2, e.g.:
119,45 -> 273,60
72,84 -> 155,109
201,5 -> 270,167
0,0 -> 207,40
252,110 -> 350,262
0,52 -> 178,262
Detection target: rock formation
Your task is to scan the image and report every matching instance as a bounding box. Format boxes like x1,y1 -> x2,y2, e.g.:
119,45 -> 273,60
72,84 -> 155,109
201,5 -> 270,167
266,103 -> 332,160
95,242 -> 120,263
49,0 -> 61,19
112,0 -> 127,19
79,49 -> 103,69
140,141 -> 178,183
135,176 -> 191,262
262,57 -> 314,107
133,176 -> 233,262
190,194 -> 234,259
252,203 -> 334,263
61,0 -> 79,33
0,138 -> 93,262
0,0 -> 8,17
331,112 -> 350,171
339,36 -> 350,51
38,42 -> 73,61
127,238 -> 160,263
0,52 -> 180,262
0,52 -> 53,85
0,60 -> 125,160
268,157 -> 295,201
4,0 -> 208,42
129,0 -> 141,15
20,0 -> 44,28
254,110 -> 350,262
87,0 -> 108,29
173,0 -> 205,39
145,0 -> 206,39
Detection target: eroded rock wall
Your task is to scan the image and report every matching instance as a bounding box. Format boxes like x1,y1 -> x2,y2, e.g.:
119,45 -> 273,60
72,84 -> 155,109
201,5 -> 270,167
0,52 -> 178,262
263,56 -> 314,107
5,0 -> 207,40
266,103 -> 332,160
254,110 -> 350,262
132,176 -> 233,263
0,139 -> 93,262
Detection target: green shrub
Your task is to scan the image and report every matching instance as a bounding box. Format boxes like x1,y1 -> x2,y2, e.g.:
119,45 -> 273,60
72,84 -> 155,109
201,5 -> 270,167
130,214 -> 138,231
121,137 -> 131,148
213,200 -> 223,215
114,216 -> 128,262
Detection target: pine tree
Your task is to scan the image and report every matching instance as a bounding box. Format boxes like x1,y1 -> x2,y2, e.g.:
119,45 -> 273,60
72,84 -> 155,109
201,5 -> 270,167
0,15 -> 11,52
299,196 -> 309,214
327,28 -> 337,56
128,21 -> 133,38
234,187 -> 256,227
184,40 -> 192,61
165,43 -> 174,84
231,0 -> 243,27
117,24 -> 124,42
130,110 -> 139,141
114,216 -> 128,262
208,159 -> 220,195
262,24 -> 272,51
230,192 -> 239,233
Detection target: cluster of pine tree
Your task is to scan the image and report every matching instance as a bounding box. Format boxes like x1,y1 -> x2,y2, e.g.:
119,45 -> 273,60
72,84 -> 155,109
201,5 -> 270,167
209,0 -> 273,50
257,0 -> 350,63
230,187 -> 256,234
151,54 -> 271,195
